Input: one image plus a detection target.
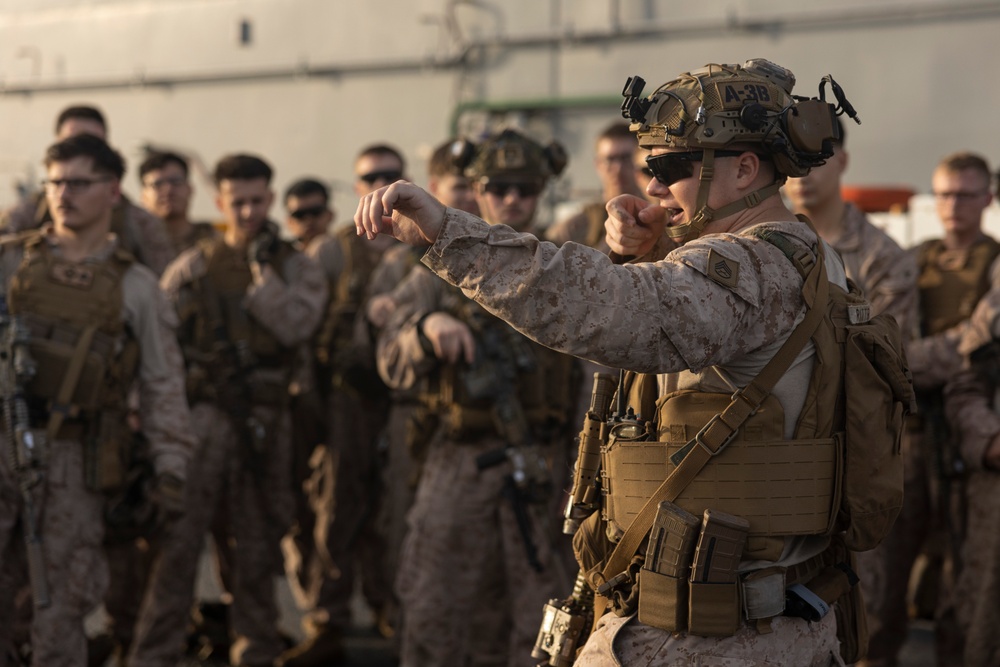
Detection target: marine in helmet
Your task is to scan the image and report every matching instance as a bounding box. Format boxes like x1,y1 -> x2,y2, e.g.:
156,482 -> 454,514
357,60 -> 883,664
372,127 -> 580,667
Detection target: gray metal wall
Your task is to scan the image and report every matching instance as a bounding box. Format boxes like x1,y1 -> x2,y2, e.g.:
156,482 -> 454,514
0,0 -> 997,226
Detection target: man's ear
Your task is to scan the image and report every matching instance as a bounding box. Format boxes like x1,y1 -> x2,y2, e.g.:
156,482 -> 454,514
734,151 -> 763,188
109,178 -> 122,206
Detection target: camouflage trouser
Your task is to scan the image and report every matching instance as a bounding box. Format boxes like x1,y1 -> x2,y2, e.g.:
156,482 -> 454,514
576,611 -> 844,666
102,538 -> 154,649
855,424 -> 963,667
855,427 -> 930,665
0,436 -> 109,667
954,472 -> 1000,667
396,435 -> 564,667
303,389 -> 392,632
128,402 -> 294,667
376,402 -> 419,605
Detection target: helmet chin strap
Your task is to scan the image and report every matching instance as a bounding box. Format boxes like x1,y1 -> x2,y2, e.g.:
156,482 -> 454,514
665,147 -> 785,244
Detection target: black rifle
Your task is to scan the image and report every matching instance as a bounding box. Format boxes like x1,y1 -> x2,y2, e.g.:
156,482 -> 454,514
0,309 -> 50,608
466,313 -> 549,572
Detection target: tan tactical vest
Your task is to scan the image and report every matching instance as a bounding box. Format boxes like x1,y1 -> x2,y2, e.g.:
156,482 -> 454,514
181,235 -> 295,369
917,236 -> 1000,335
6,232 -> 136,419
582,202 -> 608,249
591,225 -> 908,661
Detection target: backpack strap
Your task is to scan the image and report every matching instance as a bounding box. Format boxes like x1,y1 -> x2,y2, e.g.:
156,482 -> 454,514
594,227 -> 831,624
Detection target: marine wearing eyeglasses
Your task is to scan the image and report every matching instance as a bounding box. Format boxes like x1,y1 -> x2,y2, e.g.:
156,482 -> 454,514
858,152 -> 1000,667
546,121 -> 647,250
139,151 -> 217,254
0,105 -> 176,277
0,133 -> 195,667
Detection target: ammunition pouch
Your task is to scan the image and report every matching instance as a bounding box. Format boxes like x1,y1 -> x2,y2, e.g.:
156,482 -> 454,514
601,391 -> 839,547
21,315 -> 124,414
626,514 -> 865,661
83,409 -> 132,494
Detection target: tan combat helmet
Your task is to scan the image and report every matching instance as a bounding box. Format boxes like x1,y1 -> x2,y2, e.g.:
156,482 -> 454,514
621,58 -> 860,241
452,128 -> 568,187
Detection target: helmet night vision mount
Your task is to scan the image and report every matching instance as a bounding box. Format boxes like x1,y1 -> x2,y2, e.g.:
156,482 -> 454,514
450,128 -> 568,187
621,59 -> 861,241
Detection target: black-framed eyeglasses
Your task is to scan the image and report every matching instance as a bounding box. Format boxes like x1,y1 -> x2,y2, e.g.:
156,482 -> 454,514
42,177 -> 111,194
289,205 -> 329,221
482,181 -> 543,198
645,150 -> 747,187
143,176 -> 187,190
636,166 -> 654,179
358,170 -> 403,185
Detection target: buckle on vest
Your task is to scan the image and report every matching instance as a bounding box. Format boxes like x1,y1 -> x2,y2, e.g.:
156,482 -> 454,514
693,413 -> 738,457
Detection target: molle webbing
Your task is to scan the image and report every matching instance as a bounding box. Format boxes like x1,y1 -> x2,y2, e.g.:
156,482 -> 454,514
602,391 -> 838,540
917,237 -> 1000,335
194,237 -> 291,365
7,236 -> 134,414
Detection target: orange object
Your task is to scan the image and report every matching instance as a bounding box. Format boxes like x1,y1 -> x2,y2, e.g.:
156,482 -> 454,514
841,186 -> 915,213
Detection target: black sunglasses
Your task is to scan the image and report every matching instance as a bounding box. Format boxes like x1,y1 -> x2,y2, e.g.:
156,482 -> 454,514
645,150 -> 747,187
358,170 -> 403,185
289,205 -> 329,221
482,181 -> 543,198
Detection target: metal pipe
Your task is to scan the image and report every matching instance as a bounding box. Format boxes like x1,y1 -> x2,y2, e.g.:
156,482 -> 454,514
0,0 -> 996,96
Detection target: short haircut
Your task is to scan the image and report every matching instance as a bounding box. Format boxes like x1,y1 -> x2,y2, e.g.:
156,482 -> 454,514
937,152 -> 992,185
139,151 -> 189,182
213,154 -> 273,186
596,121 -> 635,146
55,105 -> 107,135
355,143 -> 406,173
284,178 -> 330,206
428,139 -> 463,178
44,134 -> 125,180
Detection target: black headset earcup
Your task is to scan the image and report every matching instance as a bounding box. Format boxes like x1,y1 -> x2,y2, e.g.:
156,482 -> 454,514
450,139 -> 476,171
543,141 -> 569,176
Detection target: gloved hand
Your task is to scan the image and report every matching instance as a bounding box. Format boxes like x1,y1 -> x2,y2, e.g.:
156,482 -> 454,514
247,228 -> 279,267
150,472 -> 185,519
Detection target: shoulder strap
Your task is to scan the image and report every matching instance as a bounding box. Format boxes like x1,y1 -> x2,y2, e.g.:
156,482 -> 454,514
595,229 -> 830,620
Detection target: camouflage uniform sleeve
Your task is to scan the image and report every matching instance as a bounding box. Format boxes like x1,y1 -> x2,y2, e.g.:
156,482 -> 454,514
906,327 -> 964,390
126,202 -> 176,276
908,255 -> 1000,389
245,251 -> 328,347
0,196 -> 43,233
124,264 -> 196,480
944,368 -> 1000,473
858,230 -> 919,342
375,268 -> 445,391
422,209 -> 806,374
159,247 -> 204,303
306,234 -> 345,285
367,244 -> 417,299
